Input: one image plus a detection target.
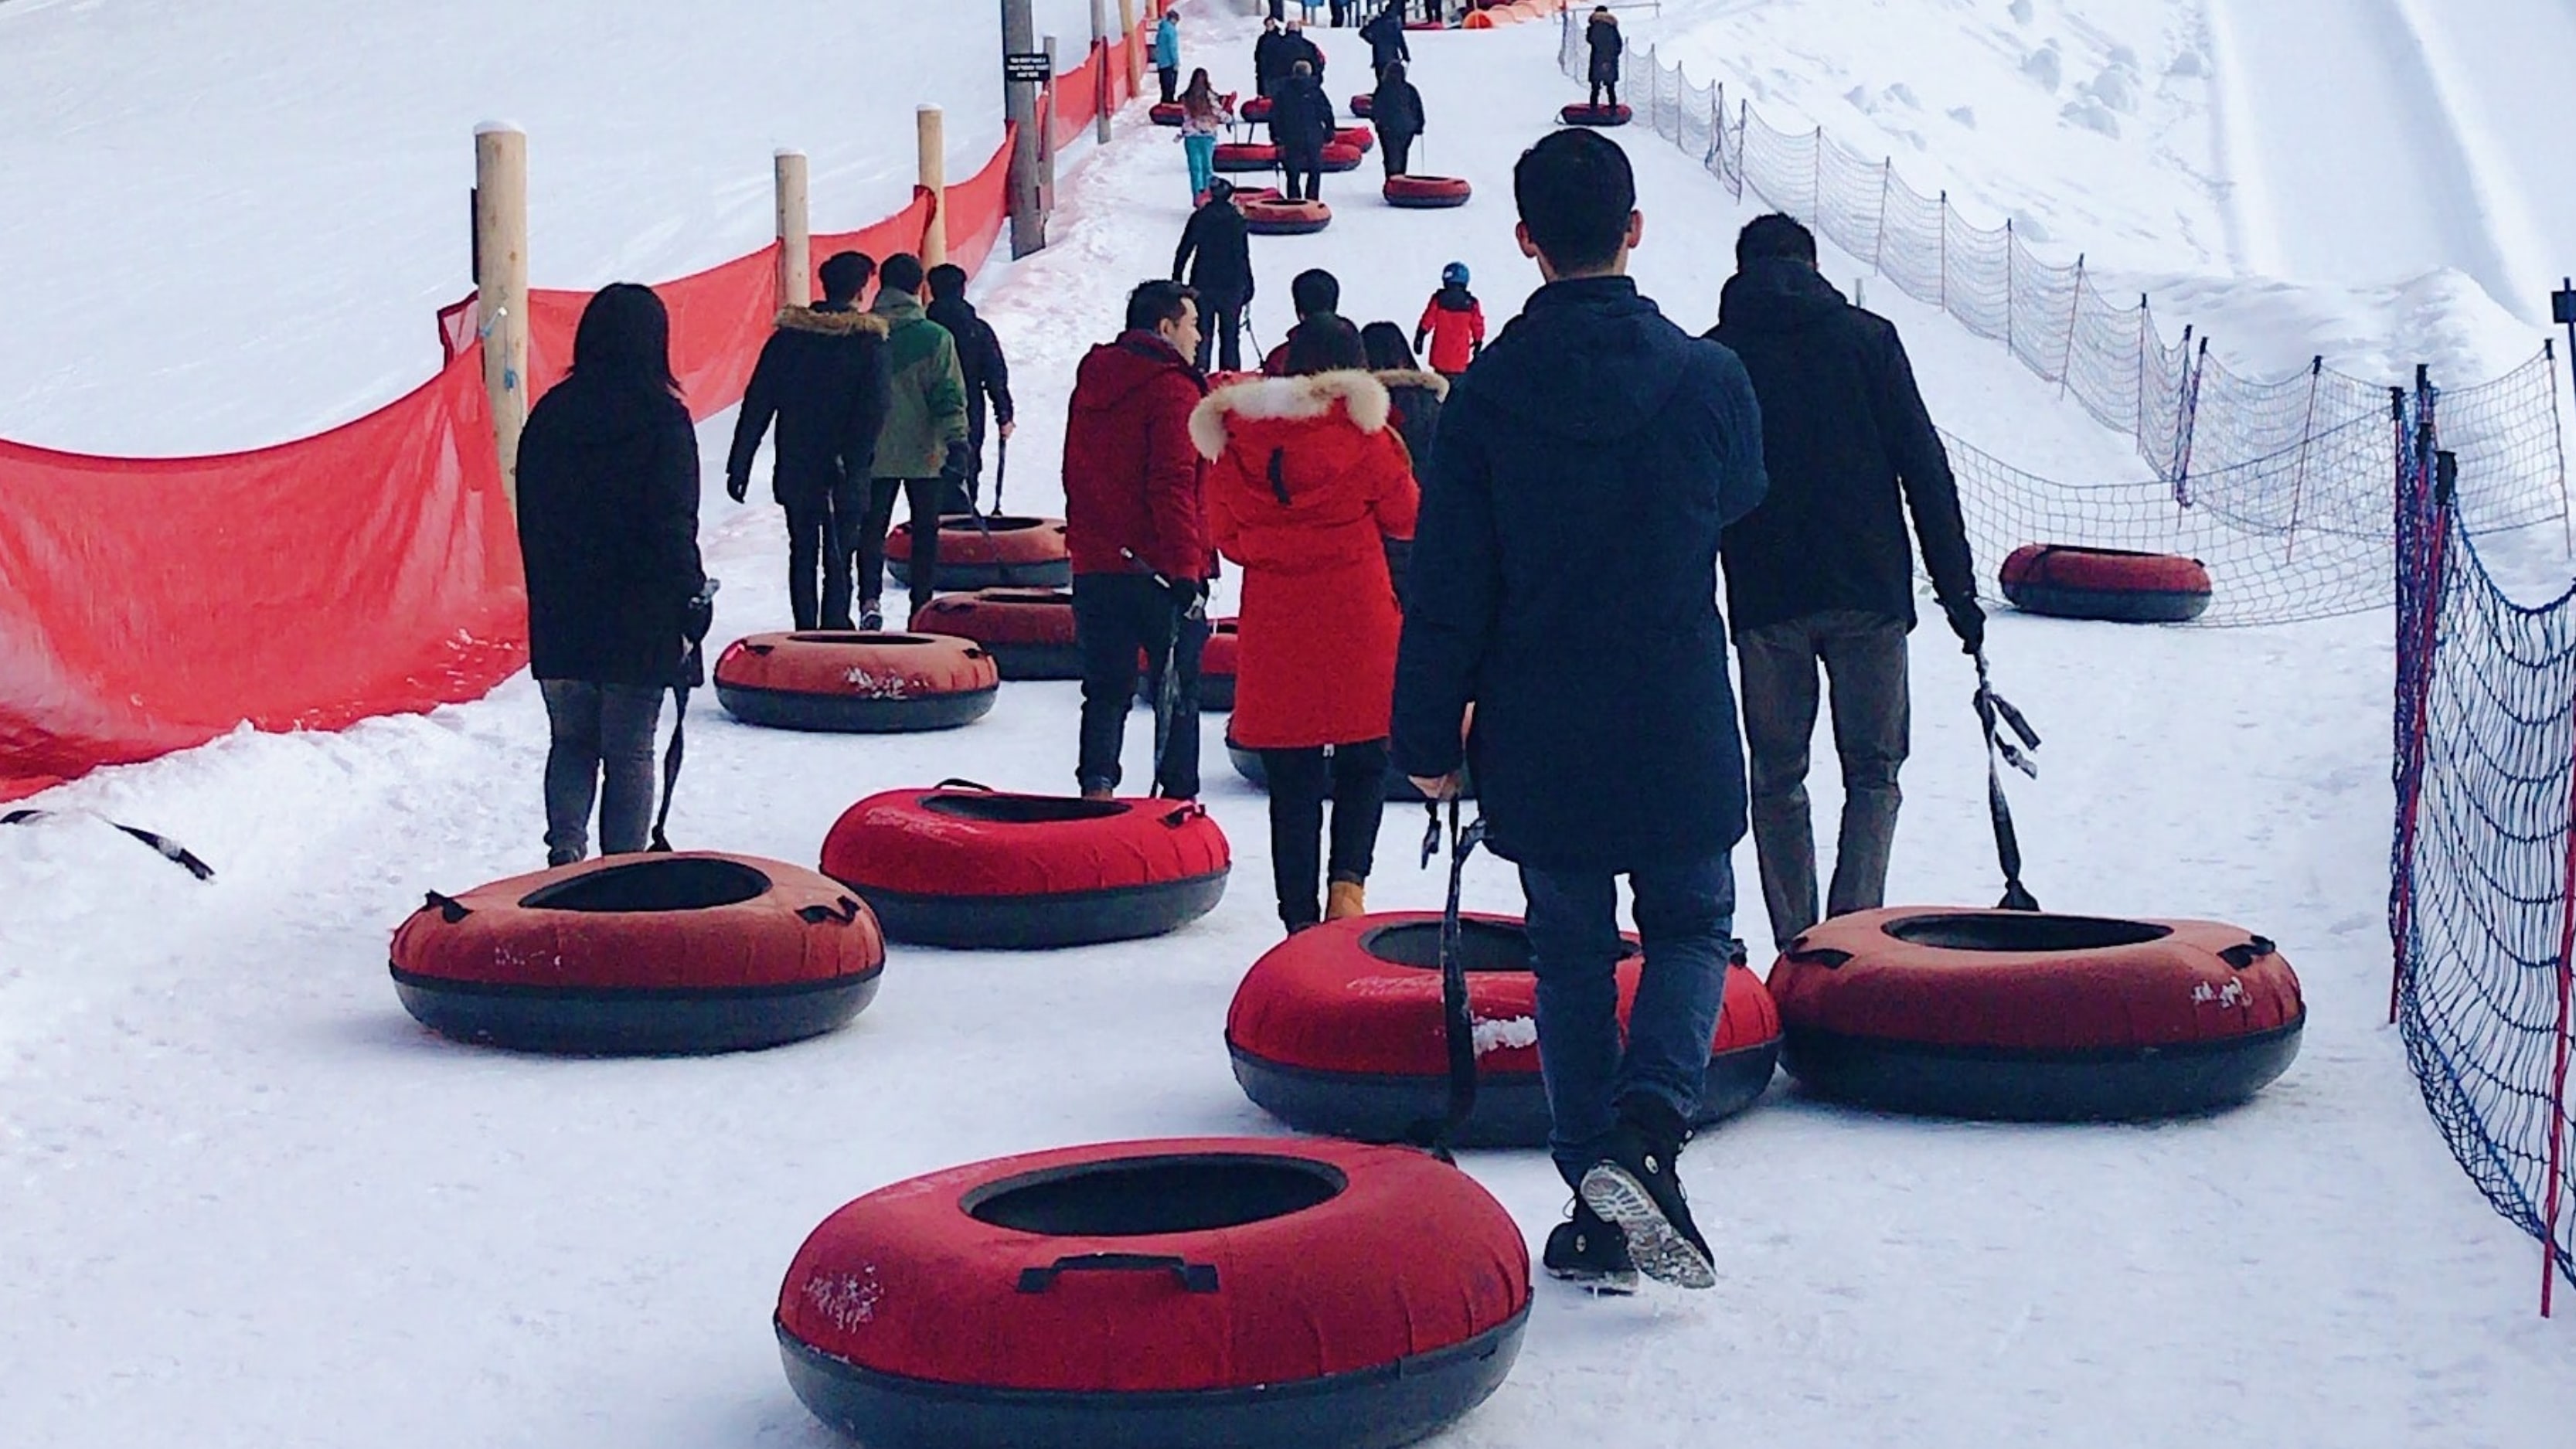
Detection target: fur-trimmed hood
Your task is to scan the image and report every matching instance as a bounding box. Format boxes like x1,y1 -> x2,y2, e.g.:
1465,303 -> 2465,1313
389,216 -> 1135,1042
1189,369 -> 1391,461
774,304 -> 890,338
1372,368 -> 1449,400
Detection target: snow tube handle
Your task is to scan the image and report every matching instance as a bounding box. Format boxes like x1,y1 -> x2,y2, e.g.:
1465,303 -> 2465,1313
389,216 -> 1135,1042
1016,1253 -> 1220,1295
1161,802 -> 1207,828
744,641 -> 776,656
934,778 -> 997,793
798,896 -> 863,927
2218,935 -> 2277,970
1785,938 -> 1853,969
423,890 -> 472,924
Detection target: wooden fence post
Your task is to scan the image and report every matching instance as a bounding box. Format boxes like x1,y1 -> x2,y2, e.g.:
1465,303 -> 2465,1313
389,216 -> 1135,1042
473,124 -> 529,505
1120,0 -> 1142,100
774,149 -> 810,312
916,107 -> 948,267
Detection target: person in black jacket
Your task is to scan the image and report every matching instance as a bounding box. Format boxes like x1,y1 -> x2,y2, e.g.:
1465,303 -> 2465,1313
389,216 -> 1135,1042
1254,18 -> 1291,97
924,263 -> 1016,512
1393,131 -> 1766,1294
516,283 -> 709,866
1360,4 -> 1410,80
1281,22 -> 1326,80
725,251 -> 890,631
1710,213 -> 1979,950
1361,319 -> 1444,601
1586,6 -> 1623,108
1270,60 -> 1333,202
1370,60 -> 1425,178
1173,179 -> 1255,372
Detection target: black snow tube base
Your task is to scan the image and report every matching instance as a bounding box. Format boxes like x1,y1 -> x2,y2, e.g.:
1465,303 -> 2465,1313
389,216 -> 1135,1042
713,682 -> 997,733
859,874 -> 1231,951
886,557 -> 1074,591
390,971 -> 881,1056
1228,1043 -> 1775,1148
1781,1015 -> 2306,1121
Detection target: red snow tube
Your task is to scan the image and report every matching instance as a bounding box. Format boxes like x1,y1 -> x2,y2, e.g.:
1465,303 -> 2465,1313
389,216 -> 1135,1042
1771,908 -> 2304,1119
1214,141 -> 1279,172
1241,96 -> 1274,123
1228,913 -> 1780,1146
1151,102 -> 1186,126
822,786 -> 1230,949
777,1137 -> 1529,1449
714,632 -> 998,733
1135,617 -> 1239,712
390,853 -> 885,1054
1560,103 -> 1632,127
1349,94 -> 1374,118
1332,126 -> 1374,154
1228,185 -> 1282,207
2000,543 -> 2213,623
883,514 -> 1071,590
907,590 -> 1080,680
1383,175 -> 1472,209
1318,142 -> 1365,172
1243,198 -> 1332,235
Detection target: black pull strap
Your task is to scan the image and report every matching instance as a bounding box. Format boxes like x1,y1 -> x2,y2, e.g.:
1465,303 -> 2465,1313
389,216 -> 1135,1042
424,890 -> 472,923
5,808 -> 216,881
2218,936 -> 2277,970
648,683 -> 690,854
934,777 -> 997,792
1016,1253 -> 1220,1294
1408,798 -> 1485,1162
1973,649 -> 2040,911
797,896 -> 863,926
1268,447 -> 1293,505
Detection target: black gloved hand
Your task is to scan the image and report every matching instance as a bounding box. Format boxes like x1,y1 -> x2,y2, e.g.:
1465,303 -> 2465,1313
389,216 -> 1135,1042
940,439 -> 973,485
681,581 -> 717,646
1941,594 -> 1986,655
724,473 -> 749,505
1166,575 -> 1209,621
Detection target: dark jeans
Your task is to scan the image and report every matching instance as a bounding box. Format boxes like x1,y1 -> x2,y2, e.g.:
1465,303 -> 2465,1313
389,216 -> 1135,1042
1590,75 -> 1618,108
1381,134 -> 1414,179
784,478 -> 867,631
857,477 -> 946,615
1522,853 -> 1738,1189
1159,66 -> 1179,104
1073,573 -> 1206,798
1195,301 -> 1244,373
1281,148 -> 1322,202
1261,740 -> 1387,930
539,679 -> 664,866
1736,609 -> 1911,946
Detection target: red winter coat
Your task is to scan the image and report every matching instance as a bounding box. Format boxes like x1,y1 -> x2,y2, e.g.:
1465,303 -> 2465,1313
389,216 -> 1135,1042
1063,331 -> 1213,580
1197,372 -> 1423,750
1416,288 -> 1485,374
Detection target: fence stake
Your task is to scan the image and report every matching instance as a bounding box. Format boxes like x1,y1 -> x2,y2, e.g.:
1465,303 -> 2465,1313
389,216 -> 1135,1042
2136,294 -> 2151,441
917,107 -> 949,267
1091,0 -> 1113,145
473,123 -> 529,507
1005,0 -> 1046,258
2057,253 -> 2084,396
1937,192 -> 1948,312
1873,159 -> 1891,276
2281,357 -> 2323,563
2004,217 -> 2016,356
2547,723 -> 2576,1316
1119,0 -> 1142,100
774,149 -> 810,312
1809,125 -> 1823,222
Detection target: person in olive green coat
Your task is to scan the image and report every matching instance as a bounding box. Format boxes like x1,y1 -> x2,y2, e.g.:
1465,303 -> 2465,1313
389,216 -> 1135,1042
857,253 -> 972,627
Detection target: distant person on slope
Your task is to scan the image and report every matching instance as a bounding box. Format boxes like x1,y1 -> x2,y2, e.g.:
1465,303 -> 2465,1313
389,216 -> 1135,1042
516,284 -> 710,866
1710,213 -> 1979,949
726,250 -> 892,631
1203,316 -> 1421,934
1414,261 -> 1485,376
1361,3 -> 1411,80
1370,60 -> 1426,178
1062,281 -> 1214,801
1270,59 -> 1334,204
1393,131 -> 1768,1293
1255,17 -> 1290,98
1586,6 -> 1623,110
1263,267 -> 1343,375
1175,178 -> 1255,372
924,264 -> 1015,512
857,253 -> 971,630
1153,12 -> 1183,105
1281,19 -> 1327,80
1176,68 -> 1234,204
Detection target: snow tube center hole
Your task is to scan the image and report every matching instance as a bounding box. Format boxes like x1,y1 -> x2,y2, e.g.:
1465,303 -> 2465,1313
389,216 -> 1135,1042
517,857 -> 772,913
1883,912 -> 2173,952
787,632 -> 939,646
979,591 -> 1070,607
940,514 -> 1047,534
1361,919 -> 1639,971
964,1154 -> 1349,1236
922,793 -> 1128,825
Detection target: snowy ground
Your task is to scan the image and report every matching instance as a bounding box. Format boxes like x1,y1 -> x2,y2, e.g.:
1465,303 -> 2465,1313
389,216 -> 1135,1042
3,4 -> 2572,1447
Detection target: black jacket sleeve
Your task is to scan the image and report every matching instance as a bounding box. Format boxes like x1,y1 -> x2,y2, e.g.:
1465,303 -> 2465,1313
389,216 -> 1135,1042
838,338 -> 893,486
652,403 -> 707,606
726,334 -> 784,485
978,321 -> 1015,426
1391,382 -> 1499,781
1873,323 -> 1976,604
1174,209 -> 1204,283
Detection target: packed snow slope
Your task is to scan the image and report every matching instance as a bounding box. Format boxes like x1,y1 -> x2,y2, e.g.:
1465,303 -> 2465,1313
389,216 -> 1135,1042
2,5 -> 2570,1449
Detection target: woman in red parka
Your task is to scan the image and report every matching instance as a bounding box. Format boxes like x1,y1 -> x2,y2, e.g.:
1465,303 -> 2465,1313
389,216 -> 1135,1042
1196,317 -> 1422,933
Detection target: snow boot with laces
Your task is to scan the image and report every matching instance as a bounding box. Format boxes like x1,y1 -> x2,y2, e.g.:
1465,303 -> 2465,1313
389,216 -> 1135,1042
1543,1200 -> 1638,1295
1577,1095 -> 1715,1290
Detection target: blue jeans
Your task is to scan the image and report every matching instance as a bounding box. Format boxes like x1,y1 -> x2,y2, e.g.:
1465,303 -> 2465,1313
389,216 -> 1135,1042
1520,853 -> 1738,1190
1183,134 -> 1217,200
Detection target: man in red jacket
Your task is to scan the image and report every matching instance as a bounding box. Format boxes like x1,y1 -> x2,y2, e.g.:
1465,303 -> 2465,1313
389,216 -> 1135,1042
1063,280 -> 1213,800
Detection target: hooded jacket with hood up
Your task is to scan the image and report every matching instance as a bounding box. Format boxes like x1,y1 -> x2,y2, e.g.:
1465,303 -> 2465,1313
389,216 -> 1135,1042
868,287 -> 970,479
1062,330 -> 1213,580
1199,371 -> 1421,749
725,303 -> 891,509
517,369 -> 707,688
1710,256 -> 1974,633
1393,276 -> 1768,872
1174,196 -> 1255,310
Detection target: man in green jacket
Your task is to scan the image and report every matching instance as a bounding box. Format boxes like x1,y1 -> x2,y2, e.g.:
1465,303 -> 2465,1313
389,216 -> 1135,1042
856,252 -> 972,628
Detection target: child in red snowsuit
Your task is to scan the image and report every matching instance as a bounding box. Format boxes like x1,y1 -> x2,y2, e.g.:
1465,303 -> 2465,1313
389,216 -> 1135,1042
1413,261 -> 1485,377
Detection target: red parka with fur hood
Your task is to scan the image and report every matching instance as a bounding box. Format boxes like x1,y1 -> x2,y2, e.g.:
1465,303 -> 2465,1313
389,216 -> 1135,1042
1196,371 -> 1422,750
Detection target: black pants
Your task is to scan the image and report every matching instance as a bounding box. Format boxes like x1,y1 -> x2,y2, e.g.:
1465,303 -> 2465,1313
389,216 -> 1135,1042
1073,573 -> 1206,798
856,477 -> 945,616
1159,66 -> 1179,104
1281,148 -> 1322,202
1195,301 -> 1244,373
784,478 -> 868,630
1381,134 -> 1414,178
1261,740 -> 1388,930
1590,74 -> 1618,108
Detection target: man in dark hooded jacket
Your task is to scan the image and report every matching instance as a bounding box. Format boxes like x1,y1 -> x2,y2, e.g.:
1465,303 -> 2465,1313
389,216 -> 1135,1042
1394,131 -> 1766,1296
1359,5 -> 1410,79
924,263 -> 1015,512
1172,180 -> 1255,373
1710,213 -> 1978,950
1269,60 -> 1334,202
1586,7 -> 1623,108
1254,18 -> 1291,97
725,250 -> 892,631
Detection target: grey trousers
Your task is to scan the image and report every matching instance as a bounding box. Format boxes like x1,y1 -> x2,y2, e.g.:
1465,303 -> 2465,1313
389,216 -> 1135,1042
1735,610 -> 1911,945
539,679 -> 665,866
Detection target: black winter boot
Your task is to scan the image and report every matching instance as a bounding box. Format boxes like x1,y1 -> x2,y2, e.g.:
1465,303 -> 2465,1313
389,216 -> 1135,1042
1542,1200 -> 1638,1295
1577,1095 -> 1715,1289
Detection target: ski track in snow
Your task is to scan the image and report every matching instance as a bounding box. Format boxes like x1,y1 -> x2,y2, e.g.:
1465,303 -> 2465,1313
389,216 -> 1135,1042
1,5 -> 2571,1447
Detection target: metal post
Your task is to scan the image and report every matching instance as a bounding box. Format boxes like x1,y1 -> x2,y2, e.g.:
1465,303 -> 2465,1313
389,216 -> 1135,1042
1091,0 -> 1113,144
774,149 -> 810,313
1004,0 -> 1046,258
1040,36 -> 1060,216
473,124 -> 529,505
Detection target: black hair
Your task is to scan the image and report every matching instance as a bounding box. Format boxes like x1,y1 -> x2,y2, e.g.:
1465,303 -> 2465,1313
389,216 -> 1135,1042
1359,320 -> 1417,371
1289,267 -> 1341,319
571,283 -> 679,397
878,252 -> 926,295
1126,279 -> 1198,334
817,251 -> 875,305
1513,129 -> 1635,274
1285,315 -> 1367,376
925,263 -> 969,301
1735,213 -> 1819,267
